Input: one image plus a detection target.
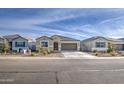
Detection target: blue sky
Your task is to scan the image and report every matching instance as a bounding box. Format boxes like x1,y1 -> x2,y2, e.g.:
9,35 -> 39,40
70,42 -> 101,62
1,8 -> 124,40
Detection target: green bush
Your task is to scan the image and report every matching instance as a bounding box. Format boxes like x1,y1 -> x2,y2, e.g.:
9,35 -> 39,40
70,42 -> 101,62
3,43 -> 10,54
95,53 -> 98,56
93,50 -> 97,53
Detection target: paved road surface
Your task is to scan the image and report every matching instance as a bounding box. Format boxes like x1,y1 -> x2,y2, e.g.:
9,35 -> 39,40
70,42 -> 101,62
1,58 -> 124,84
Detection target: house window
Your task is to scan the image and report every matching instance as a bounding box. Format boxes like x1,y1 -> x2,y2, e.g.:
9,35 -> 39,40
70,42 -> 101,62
96,42 -> 106,48
15,42 -> 25,47
41,41 -> 48,47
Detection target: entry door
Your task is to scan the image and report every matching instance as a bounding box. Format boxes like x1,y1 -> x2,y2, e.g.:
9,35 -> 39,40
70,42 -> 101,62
54,42 -> 58,50
123,44 -> 124,50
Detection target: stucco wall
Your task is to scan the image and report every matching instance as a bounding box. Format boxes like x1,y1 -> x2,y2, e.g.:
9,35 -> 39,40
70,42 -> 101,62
81,38 -> 110,51
12,37 -> 28,52
36,37 -> 53,52
36,36 -> 80,52
0,38 -> 4,44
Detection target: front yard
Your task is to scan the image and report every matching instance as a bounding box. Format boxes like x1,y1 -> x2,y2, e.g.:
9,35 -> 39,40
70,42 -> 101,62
89,51 -> 124,57
0,52 -> 64,57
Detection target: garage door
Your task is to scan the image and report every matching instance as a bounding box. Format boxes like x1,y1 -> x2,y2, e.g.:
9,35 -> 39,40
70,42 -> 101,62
61,43 -> 77,50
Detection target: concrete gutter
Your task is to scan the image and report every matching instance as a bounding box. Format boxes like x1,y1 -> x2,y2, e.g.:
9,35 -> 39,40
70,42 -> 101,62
0,56 -> 124,59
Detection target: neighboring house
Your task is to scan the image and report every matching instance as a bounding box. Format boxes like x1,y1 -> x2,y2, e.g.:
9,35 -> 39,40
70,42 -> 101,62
28,41 -> 36,52
81,36 -> 124,52
36,35 -> 80,52
26,37 -> 36,52
3,34 -> 29,53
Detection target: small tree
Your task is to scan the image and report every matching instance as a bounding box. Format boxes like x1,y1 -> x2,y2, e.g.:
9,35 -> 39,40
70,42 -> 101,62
38,47 -> 48,56
38,47 -> 44,54
3,43 -> 10,54
107,42 -> 115,53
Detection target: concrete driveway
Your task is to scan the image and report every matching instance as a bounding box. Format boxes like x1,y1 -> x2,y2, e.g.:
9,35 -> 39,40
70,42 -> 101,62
61,51 -> 96,58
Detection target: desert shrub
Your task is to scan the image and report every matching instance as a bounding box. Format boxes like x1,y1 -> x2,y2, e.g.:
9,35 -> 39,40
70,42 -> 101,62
43,51 -> 48,56
30,53 -> 35,56
12,52 -> 17,55
38,47 -> 49,56
110,51 -> 117,56
121,53 -> 124,56
95,52 -> 98,56
93,50 -> 97,53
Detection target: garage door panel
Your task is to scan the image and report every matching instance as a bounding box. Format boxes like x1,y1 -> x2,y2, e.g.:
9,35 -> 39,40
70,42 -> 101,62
61,43 -> 77,50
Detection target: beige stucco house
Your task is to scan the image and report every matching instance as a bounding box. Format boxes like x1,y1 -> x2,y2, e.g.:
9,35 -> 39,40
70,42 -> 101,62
81,36 -> 124,52
36,35 -> 80,52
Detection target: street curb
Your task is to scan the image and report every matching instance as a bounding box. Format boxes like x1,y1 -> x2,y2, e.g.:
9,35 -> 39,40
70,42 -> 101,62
0,56 -> 124,59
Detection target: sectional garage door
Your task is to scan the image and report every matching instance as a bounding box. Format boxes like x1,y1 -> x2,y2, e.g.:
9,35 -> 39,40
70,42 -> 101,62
61,43 -> 77,50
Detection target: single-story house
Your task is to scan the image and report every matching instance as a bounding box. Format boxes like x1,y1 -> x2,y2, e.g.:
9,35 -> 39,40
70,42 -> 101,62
28,41 -> 36,52
81,36 -> 124,52
36,35 -> 80,52
3,34 -> 29,53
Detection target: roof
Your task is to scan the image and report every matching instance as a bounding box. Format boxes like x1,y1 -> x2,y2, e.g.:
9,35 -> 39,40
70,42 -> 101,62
36,35 -> 80,41
0,37 -> 4,40
82,36 -> 124,42
51,35 -> 80,41
3,34 -> 28,42
36,36 -> 52,40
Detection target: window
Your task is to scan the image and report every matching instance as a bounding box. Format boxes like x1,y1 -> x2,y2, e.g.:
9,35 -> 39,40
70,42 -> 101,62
96,42 -> 106,48
41,41 -> 48,47
15,42 -> 25,47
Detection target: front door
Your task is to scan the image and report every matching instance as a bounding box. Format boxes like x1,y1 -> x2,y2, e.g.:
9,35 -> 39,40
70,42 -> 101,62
123,44 -> 124,50
19,48 -> 22,53
54,42 -> 58,51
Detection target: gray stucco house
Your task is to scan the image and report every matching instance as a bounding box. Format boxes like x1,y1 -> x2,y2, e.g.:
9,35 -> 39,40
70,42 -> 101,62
81,36 -> 124,52
3,34 -> 29,53
36,35 -> 80,52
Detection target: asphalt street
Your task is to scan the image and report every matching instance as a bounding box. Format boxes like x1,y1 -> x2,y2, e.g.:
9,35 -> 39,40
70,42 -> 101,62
1,58 -> 124,84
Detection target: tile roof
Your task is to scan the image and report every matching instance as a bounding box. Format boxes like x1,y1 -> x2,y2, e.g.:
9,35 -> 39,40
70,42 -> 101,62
82,36 -> 124,42
36,36 -> 52,40
51,35 -> 80,41
3,34 -> 27,42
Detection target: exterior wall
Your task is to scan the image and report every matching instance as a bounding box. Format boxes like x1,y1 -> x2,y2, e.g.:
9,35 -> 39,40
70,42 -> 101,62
114,44 -> 123,51
81,38 -> 110,52
0,38 -> 4,44
112,41 -> 124,51
92,38 -> 109,51
36,36 -> 80,52
28,42 -> 36,51
12,37 -> 28,52
36,38 -> 53,52
81,41 -> 94,51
